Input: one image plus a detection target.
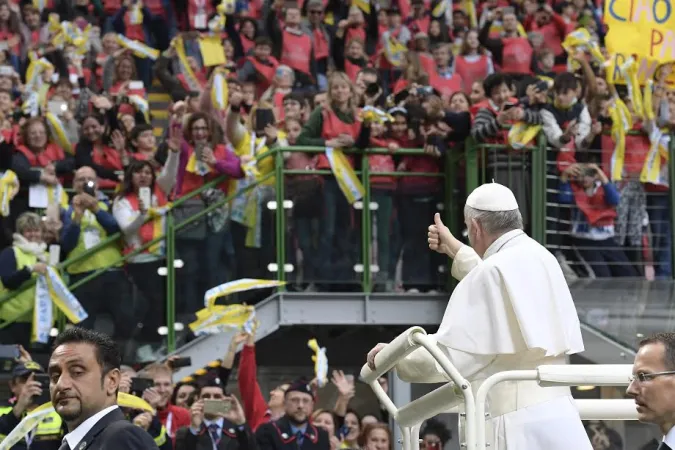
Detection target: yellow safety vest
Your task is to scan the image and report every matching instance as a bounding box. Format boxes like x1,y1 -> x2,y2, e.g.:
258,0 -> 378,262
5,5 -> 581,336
0,406 -> 63,444
66,202 -> 123,275
0,247 -> 39,323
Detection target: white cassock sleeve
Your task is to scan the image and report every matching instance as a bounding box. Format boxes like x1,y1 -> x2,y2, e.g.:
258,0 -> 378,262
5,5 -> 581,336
395,335 -> 496,383
450,245 -> 483,281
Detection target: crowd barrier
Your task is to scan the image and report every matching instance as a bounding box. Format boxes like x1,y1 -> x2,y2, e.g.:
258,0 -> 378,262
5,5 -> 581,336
360,327 -> 638,450
1,132 -> 674,354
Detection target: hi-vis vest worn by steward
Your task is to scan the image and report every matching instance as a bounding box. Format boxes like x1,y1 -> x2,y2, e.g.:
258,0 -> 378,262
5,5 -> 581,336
0,247 -> 39,323
66,201 -> 123,275
0,405 -> 63,445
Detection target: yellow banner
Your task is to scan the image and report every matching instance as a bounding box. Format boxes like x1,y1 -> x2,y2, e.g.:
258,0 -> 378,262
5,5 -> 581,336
605,0 -> 675,86
605,52 -> 675,86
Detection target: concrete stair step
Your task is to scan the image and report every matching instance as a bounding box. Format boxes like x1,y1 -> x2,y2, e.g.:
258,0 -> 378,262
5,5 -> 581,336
149,92 -> 171,103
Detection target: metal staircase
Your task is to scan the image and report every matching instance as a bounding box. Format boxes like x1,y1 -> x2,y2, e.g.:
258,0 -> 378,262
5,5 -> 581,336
168,289 -> 638,381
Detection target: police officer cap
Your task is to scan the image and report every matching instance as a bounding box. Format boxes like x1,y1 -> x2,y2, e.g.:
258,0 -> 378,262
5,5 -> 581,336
12,361 -> 45,378
284,378 -> 314,399
466,182 -> 519,211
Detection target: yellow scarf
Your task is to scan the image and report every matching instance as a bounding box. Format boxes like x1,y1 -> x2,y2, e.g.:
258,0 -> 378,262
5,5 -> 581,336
0,170 -> 19,217
608,96 -> 632,181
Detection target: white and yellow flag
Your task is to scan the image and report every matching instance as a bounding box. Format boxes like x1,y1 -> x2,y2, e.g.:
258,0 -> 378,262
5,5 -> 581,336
325,147 -> 364,204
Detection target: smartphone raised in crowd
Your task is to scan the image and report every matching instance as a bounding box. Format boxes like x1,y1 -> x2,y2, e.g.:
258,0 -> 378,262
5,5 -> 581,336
168,356 -> 192,369
47,100 -> 68,117
255,108 -> 275,133
336,425 -> 350,440
130,377 -> 154,396
128,80 -> 144,91
33,373 -> 51,405
0,344 -> 19,360
139,187 -> 151,209
83,180 -> 96,197
203,399 -> 232,416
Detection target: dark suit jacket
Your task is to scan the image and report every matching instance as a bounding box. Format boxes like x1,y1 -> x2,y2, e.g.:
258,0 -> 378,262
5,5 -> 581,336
256,416 -> 330,450
71,407 -> 159,450
175,420 -> 257,450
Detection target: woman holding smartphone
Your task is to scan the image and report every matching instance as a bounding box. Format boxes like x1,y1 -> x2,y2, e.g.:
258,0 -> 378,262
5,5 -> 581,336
112,135 -> 179,344
173,112 -> 245,315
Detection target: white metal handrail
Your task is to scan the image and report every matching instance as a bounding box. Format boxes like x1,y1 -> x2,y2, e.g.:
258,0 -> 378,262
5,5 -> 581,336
360,327 -> 477,450
361,327 -> 639,450
473,365 -> 635,449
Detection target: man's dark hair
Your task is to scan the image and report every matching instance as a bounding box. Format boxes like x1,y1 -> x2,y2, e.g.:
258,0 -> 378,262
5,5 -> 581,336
420,418 -> 452,445
254,36 -> 273,48
639,333 -> 675,370
357,67 -> 379,80
483,73 -> 510,97
52,327 -> 121,376
553,72 -> 579,94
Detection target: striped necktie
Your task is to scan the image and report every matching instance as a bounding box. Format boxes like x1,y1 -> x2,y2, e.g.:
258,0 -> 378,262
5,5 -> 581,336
208,423 -> 221,445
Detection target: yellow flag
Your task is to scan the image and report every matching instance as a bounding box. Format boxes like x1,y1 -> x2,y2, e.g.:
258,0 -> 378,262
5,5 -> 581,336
204,278 -> 287,308
507,123 -> 541,150
353,0 -> 370,14
325,147 -> 364,204
200,35 -> 227,67
308,338 -> 328,387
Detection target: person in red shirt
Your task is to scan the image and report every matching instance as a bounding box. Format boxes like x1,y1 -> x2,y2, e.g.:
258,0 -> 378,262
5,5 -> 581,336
479,7 -> 534,74
238,37 -> 280,97
428,43 -> 463,100
455,30 -> 494,94
265,2 -> 316,91
524,3 -> 573,68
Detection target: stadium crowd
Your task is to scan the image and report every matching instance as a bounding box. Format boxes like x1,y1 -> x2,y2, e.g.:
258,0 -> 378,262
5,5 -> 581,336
0,0 -> 670,447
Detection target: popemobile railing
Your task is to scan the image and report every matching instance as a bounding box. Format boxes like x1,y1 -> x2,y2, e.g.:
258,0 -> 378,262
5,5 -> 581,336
0,144 -> 465,352
360,327 -> 638,450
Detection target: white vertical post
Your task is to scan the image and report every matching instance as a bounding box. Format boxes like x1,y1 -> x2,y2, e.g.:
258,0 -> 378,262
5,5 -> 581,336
389,371 -> 412,449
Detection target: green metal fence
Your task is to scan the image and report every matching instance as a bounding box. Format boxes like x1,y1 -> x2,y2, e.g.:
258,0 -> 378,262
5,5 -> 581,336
2,134 -> 673,352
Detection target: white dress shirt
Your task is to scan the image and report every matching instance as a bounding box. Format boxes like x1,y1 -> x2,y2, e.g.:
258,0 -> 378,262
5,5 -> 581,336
63,405 -> 119,450
663,425 -> 675,448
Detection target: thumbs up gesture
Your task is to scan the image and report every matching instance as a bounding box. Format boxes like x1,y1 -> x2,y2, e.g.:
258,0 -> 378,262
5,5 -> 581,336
428,213 -> 463,258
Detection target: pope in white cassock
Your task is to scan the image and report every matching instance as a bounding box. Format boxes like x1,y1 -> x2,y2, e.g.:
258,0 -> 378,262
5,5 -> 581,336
367,182 -> 593,450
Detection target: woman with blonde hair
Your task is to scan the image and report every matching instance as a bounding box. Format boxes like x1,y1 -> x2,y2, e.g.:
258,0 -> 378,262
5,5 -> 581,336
454,29 -> 494,95
0,212 -> 49,346
297,71 -> 361,286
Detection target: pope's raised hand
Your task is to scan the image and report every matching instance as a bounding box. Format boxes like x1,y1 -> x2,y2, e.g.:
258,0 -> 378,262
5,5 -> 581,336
428,213 -> 462,258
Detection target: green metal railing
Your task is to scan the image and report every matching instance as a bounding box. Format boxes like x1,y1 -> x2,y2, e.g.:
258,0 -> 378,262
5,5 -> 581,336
2,134 -> 673,352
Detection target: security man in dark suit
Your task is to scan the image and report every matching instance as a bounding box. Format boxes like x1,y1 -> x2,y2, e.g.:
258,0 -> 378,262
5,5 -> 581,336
48,327 -> 159,450
175,377 -> 256,450
256,379 -> 330,450
627,333 -> 675,450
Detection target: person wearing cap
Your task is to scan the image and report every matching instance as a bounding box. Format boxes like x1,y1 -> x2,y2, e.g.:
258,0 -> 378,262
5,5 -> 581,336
0,361 -> 64,449
175,378 -> 254,450
367,182 -> 591,449
256,379 -> 330,450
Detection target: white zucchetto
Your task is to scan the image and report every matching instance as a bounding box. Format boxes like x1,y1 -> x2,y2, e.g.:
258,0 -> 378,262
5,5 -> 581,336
465,182 -> 519,211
